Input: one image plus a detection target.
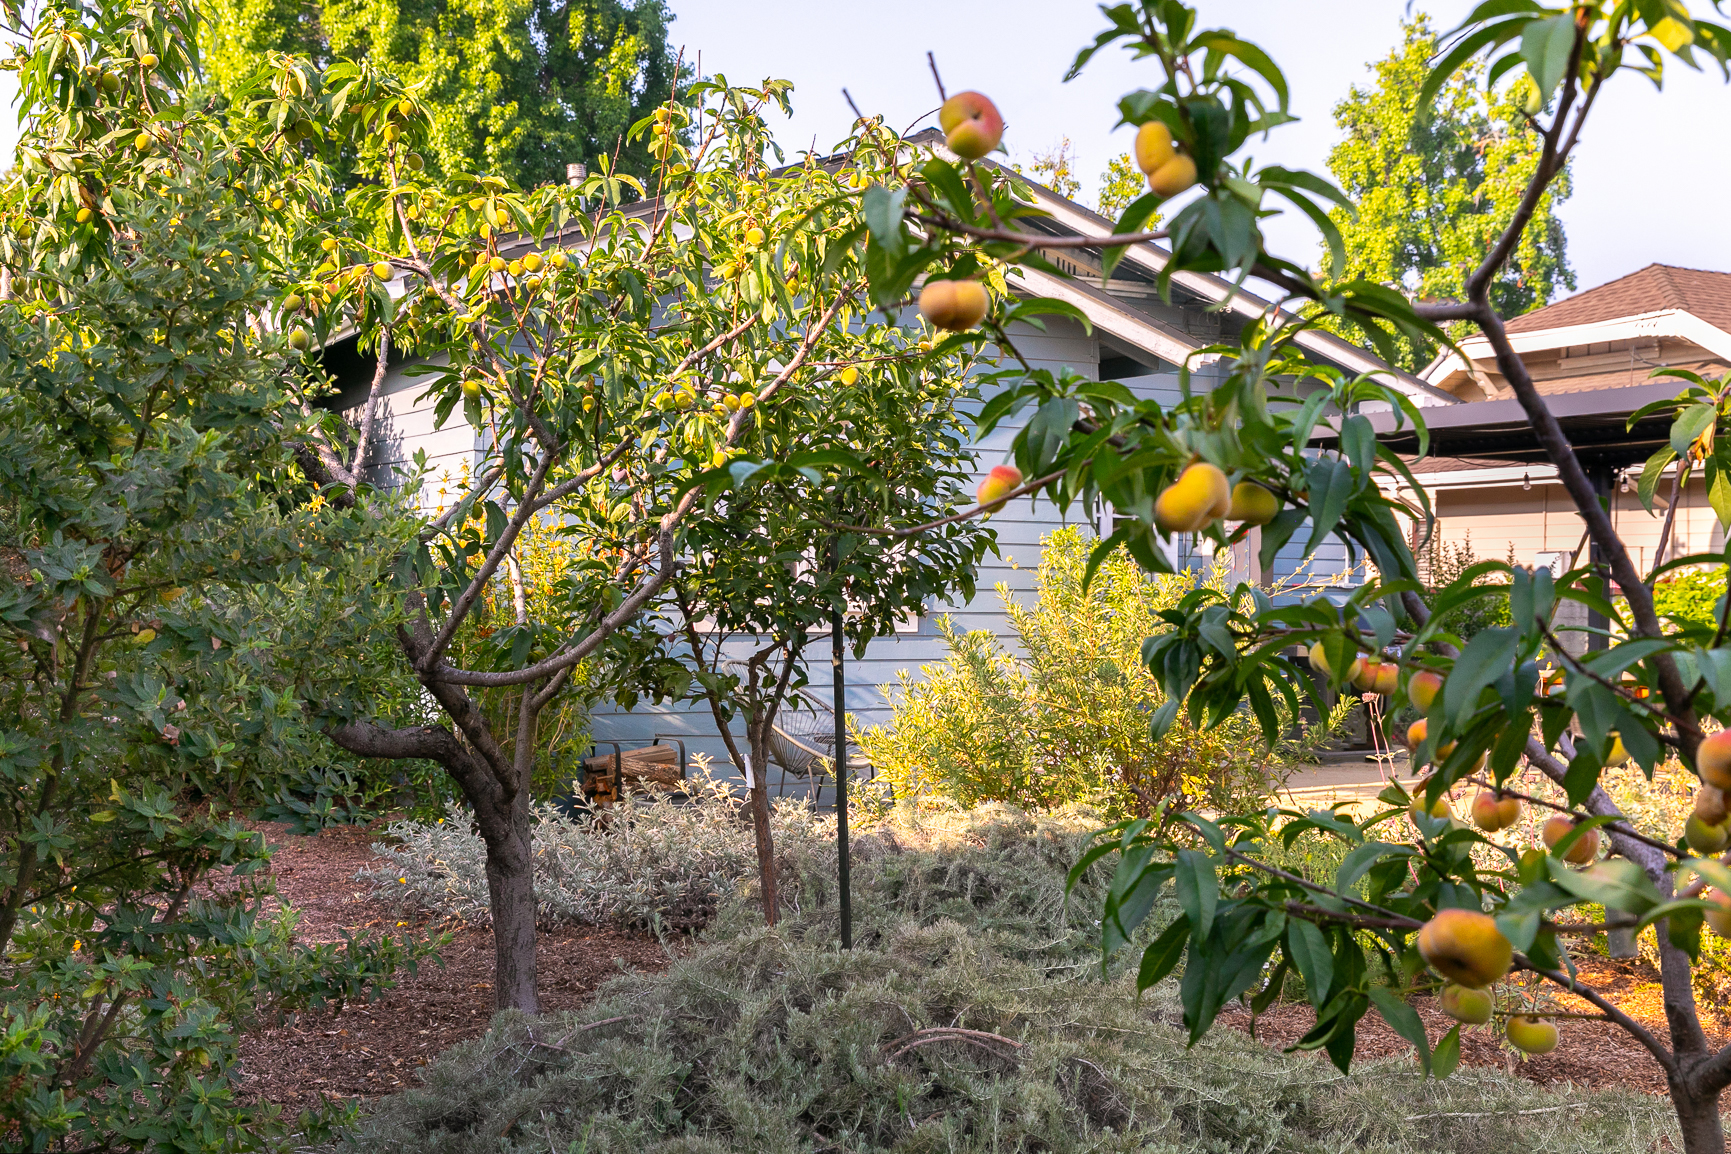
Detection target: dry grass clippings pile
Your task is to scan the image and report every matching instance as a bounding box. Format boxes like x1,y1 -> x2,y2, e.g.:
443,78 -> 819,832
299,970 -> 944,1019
342,798 -> 1678,1154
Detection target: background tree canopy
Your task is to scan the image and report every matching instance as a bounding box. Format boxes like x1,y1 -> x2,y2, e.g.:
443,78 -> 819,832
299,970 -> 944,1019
200,0 -> 679,188
1325,14 -> 1575,372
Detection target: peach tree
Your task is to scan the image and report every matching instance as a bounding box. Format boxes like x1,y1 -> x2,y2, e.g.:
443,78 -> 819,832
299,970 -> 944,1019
272,71 -> 1001,1009
865,2 -> 1731,1150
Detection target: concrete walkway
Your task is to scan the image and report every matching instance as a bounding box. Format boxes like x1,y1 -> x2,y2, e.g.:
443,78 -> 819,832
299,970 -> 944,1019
1277,751 -> 1420,813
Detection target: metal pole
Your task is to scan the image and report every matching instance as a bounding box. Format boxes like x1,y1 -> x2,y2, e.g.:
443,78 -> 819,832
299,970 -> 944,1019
831,542 -> 852,949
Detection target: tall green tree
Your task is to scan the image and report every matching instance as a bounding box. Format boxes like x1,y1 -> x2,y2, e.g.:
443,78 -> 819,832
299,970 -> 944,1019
1325,14 -> 1575,372
199,0 -> 680,188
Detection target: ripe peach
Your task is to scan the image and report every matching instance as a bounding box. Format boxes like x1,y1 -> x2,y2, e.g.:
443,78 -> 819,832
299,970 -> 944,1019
1226,481 -> 1279,525
1438,983 -> 1494,1025
1698,731 -> 1731,790
1417,908 -> 1513,987
919,279 -> 989,331
1505,1014 -> 1559,1055
1408,670 -> 1444,713
976,464 -> 1023,513
1405,717 -> 1427,752
938,91 -> 1004,160
1134,120 -> 1176,174
1372,664 -> 1400,695
1410,790 -> 1452,823
1542,815 -> 1599,864
1472,790 -> 1521,832
1148,154 -> 1197,198
1154,463 -> 1231,533
1352,660 -> 1383,693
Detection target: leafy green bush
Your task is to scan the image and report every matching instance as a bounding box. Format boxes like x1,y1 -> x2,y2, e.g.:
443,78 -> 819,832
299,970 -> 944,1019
858,529 -> 1342,818
348,803 -> 1677,1154
1652,567 -> 1727,632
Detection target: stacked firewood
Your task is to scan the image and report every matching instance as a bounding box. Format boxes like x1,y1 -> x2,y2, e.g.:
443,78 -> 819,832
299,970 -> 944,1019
580,744 -> 681,806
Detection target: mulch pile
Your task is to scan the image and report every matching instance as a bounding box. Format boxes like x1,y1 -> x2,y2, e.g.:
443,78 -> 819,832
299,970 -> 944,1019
1219,954 -> 1730,1096
235,822 -> 675,1111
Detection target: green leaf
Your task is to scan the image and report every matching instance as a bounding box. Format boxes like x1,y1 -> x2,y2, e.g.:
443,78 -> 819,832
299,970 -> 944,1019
1431,1023 -> 1462,1079
1136,914 -> 1191,991
1287,919 -> 1334,1007
1546,857 -> 1662,915
1368,986 -> 1431,1076
1522,13 -> 1578,99
861,185 -> 907,259
1175,849 -> 1218,943
1442,627 -> 1518,730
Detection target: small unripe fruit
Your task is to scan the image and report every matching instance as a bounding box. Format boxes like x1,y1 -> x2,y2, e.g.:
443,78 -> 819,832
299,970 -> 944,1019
489,256 -> 506,273
1417,909 -> 1513,988
1155,462 -> 1231,533
372,261 -> 392,280
938,91 -> 1004,160
1134,120 -> 1176,174
1307,641 -> 1363,686
1685,813 -> 1731,854
976,464 -> 1023,513
321,236 -> 339,252
1438,983 -> 1494,1025
1506,1015 -> 1559,1055
282,293 -> 303,311
493,208 -> 509,228
1698,730 -> 1731,789
744,226 -> 765,246
1605,732 -> 1630,766
461,378 -> 482,401
919,279 -> 990,331
1471,789 -> 1521,832
507,259 -> 523,277
839,366 -> 860,386
1408,670 -> 1444,713
1542,815 -> 1599,864
1148,154 -> 1197,198
711,449 -> 728,469
1696,785 -> 1728,825
288,329 -> 311,351
134,131 -> 152,151
522,252 -> 543,273
134,628 -> 156,645
549,252 -> 568,269
1705,891 -> 1731,938
383,123 -> 401,143
75,207 -> 92,223
398,98 -> 415,116
139,53 -> 158,70
406,152 -> 425,171
1227,481 -> 1279,525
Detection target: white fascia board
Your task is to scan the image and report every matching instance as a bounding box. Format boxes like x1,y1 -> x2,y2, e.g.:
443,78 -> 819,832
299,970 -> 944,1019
1008,263 -> 1206,367
1008,184 -> 1459,407
1421,309 -> 1731,383
1375,464 -> 1562,492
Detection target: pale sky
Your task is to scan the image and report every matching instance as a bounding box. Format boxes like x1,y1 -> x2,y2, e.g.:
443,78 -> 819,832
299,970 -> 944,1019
3,1 -> 1727,297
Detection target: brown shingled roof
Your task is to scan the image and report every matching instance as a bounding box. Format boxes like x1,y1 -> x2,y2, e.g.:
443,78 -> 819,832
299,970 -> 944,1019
1504,263 -> 1731,334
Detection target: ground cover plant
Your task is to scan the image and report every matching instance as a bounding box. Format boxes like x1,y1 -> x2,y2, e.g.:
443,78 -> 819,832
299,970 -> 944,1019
346,802 -> 1681,1154
859,527 -> 1348,818
852,2 -> 1731,1149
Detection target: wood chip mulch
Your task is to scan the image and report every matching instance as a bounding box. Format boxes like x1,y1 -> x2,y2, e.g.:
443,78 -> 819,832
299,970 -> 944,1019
233,822 -> 677,1111
1219,954 -> 1731,1096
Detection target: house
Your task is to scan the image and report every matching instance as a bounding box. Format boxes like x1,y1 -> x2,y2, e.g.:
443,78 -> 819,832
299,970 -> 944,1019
324,162 -> 1445,785
1361,264 -> 1731,584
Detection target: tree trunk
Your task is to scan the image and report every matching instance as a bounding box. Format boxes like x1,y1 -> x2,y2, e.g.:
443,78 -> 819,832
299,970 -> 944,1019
748,737 -> 779,926
476,787 -> 538,1013
1668,1079 -> 1725,1154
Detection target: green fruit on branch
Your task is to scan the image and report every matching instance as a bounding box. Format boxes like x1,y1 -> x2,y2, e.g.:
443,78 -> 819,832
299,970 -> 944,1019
287,329 -> 310,351
1226,480 -> 1279,525
1308,641 -> 1363,686
1506,1014 -> 1559,1055
1134,120 -> 1176,174
1438,983 -> 1495,1025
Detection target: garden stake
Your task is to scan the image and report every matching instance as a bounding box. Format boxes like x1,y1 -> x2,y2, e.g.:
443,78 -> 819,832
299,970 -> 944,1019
832,540 -> 852,949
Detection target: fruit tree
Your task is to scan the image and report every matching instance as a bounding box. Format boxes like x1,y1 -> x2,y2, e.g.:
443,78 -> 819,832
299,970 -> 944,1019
855,3 -> 1731,1150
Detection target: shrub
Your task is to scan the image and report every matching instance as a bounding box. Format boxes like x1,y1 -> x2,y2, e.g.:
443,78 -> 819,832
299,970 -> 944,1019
858,528 -> 1343,819
364,766 -> 831,933
348,803 -> 1677,1154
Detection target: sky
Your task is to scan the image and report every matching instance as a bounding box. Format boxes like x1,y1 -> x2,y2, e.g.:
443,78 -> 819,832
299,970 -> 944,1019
662,0 -> 1731,299
0,1 -> 1725,296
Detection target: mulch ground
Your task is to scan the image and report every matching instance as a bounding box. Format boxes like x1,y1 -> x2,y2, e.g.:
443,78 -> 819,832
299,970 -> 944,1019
235,822 -> 676,1111
1219,953 -> 1731,1096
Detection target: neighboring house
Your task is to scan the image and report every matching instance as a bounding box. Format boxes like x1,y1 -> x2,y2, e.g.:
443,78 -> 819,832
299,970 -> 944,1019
1359,264 -> 1731,595
323,163 -> 1446,781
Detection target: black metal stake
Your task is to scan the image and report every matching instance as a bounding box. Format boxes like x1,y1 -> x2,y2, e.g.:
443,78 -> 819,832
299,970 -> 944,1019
831,545 -> 852,950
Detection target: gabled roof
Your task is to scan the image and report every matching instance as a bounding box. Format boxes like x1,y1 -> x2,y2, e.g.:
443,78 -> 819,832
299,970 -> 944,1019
1505,263 -> 1731,334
